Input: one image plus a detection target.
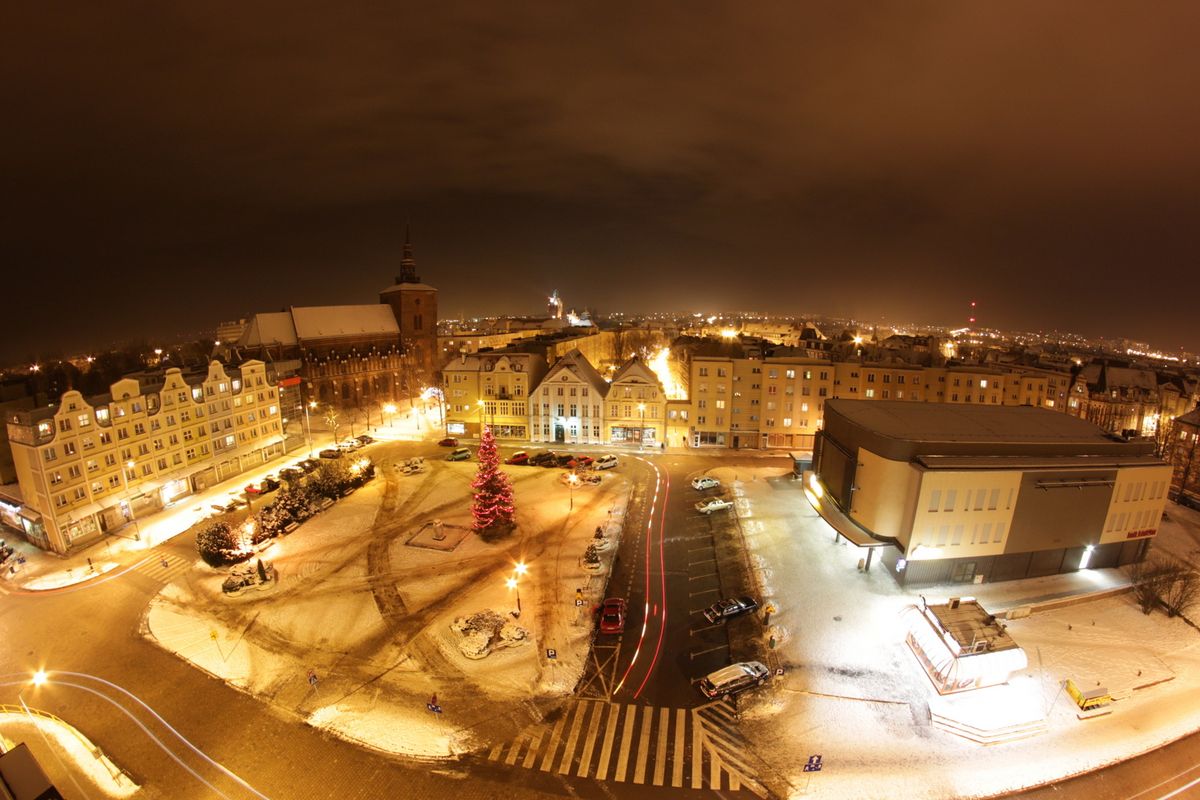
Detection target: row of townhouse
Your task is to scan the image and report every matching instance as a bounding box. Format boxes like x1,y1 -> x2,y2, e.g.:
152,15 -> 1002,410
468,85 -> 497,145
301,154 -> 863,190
438,345 -> 1197,455
443,350 -> 673,446
5,360 -> 285,554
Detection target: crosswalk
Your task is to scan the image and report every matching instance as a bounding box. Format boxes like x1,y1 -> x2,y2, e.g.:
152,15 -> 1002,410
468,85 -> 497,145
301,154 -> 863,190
485,698 -> 767,796
135,552 -> 190,582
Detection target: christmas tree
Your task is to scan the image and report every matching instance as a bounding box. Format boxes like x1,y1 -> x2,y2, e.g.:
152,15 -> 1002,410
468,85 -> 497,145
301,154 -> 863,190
471,426 -> 515,534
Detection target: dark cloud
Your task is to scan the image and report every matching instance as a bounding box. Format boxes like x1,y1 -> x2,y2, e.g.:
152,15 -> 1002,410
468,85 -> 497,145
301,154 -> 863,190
2,2 -> 1198,360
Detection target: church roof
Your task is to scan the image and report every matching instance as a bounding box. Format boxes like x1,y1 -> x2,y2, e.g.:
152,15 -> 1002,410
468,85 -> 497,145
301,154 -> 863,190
238,312 -> 298,348
291,305 -> 399,340
380,282 -> 438,294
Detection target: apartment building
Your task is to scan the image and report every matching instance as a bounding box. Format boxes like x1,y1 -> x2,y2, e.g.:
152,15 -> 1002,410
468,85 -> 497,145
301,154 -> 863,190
529,350 -> 609,445
604,357 -> 665,445
1167,407 -> 1200,506
6,360 -> 283,554
442,353 -> 546,440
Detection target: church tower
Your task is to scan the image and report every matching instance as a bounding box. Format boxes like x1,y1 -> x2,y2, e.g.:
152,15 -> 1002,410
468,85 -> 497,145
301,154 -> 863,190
380,227 -> 439,386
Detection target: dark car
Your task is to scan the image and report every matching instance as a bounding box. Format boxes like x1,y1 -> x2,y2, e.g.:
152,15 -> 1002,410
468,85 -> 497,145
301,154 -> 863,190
438,437 -> 459,447
298,459 -> 320,473
318,448 -> 341,459
528,451 -> 557,467
279,467 -> 303,483
446,446 -> 471,461
598,598 -> 627,634
703,596 -> 760,624
698,661 -> 770,699
355,434 -> 375,445
261,476 -> 281,492
554,453 -> 577,467
505,451 -> 530,465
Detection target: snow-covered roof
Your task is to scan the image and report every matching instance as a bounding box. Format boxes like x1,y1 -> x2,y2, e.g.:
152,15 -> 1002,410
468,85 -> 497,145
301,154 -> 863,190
609,356 -> 663,389
538,350 -> 608,396
291,305 -> 399,341
238,312 -> 298,348
380,282 -> 438,294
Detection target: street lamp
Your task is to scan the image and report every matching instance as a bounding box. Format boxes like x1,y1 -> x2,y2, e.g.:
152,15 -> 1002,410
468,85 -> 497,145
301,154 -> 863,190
384,403 -> 397,429
506,576 -> 521,618
476,398 -> 488,435
303,400 -> 317,457
567,472 -> 580,511
119,459 -> 141,541
637,402 -> 646,447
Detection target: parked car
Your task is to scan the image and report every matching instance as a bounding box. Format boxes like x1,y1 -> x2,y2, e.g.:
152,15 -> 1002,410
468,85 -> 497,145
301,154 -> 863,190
554,453 -> 577,467
446,447 -> 471,461
338,438 -> 361,452
505,450 -> 530,465
593,454 -> 619,470
598,598 -> 627,634
698,661 -> 770,699
438,437 -> 459,447
261,475 -> 281,492
298,459 -> 320,473
695,497 -> 734,514
575,455 -> 594,467
528,451 -> 557,467
355,434 -> 374,445
703,596 -> 760,624
279,467 -> 303,483
692,475 -> 721,491
245,483 -> 264,495
318,448 -> 342,459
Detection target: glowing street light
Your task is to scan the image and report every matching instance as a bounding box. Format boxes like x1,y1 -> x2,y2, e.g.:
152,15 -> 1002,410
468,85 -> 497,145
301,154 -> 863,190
303,400 -> 317,457
384,403 -> 397,428
506,576 -> 522,617
119,459 -> 142,541
637,402 -> 646,447
567,471 -> 580,511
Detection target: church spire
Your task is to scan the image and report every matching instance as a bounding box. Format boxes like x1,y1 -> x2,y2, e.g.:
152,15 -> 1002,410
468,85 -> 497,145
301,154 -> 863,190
397,224 -> 420,284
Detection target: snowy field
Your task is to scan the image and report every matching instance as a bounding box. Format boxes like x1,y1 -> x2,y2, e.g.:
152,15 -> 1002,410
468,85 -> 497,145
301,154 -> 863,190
146,459 -> 632,758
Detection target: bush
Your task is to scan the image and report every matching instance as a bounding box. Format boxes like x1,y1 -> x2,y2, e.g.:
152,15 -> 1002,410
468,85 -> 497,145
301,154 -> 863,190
196,521 -> 249,567
309,460 -> 350,500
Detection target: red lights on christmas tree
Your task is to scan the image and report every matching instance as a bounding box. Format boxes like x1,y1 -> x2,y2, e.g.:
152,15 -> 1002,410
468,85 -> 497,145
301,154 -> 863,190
471,426 -> 515,533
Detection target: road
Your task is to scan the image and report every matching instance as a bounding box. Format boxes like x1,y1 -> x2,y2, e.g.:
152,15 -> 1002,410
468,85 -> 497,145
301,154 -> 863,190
3,437 -> 1199,800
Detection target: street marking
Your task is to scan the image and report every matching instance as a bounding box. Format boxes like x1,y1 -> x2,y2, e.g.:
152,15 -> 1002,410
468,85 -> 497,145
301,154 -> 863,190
672,708 -> 686,788
558,700 -> 588,774
576,700 -> 604,778
690,644 -> 729,659
687,558 -> 717,567
522,729 -> 543,769
613,703 -> 636,781
653,706 -> 669,786
688,587 -> 720,598
539,715 -> 566,772
504,735 -> 524,766
687,572 -> 719,581
633,705 -> 653,784
595,702 -> 619,780
691,708 -> 703,789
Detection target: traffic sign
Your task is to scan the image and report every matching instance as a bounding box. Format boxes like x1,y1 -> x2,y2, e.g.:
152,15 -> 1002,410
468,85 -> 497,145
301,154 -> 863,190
803,754 -> 823,773
427,703 -> 442,714
775,667 -> 784,677
546,648 -> 557,660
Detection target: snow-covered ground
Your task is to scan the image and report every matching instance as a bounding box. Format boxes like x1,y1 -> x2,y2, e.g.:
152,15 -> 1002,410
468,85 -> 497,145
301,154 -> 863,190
722,467 -> 1200,800
144,459 -> 632,759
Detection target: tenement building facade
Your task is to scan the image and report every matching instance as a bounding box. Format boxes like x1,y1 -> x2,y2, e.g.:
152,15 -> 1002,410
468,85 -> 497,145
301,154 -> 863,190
6,361 -> 284,554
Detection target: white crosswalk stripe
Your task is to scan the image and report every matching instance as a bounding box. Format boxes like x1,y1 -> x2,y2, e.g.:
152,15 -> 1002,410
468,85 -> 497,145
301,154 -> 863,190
485,699 -> 767,796
136,552 -> 189,582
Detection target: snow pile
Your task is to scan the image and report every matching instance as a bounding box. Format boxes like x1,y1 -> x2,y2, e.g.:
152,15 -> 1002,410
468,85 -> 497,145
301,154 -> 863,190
450,610 -> 530,659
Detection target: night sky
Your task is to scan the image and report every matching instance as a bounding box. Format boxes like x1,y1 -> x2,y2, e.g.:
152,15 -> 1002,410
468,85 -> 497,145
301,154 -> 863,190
4,3 -> 1199,361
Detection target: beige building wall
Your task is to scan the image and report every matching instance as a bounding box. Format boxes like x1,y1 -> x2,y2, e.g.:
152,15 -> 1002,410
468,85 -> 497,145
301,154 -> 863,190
848,449 -> 920,541
8,361 -> 282,554
1099,465 -> 1172,545
906,470 -> 1023,561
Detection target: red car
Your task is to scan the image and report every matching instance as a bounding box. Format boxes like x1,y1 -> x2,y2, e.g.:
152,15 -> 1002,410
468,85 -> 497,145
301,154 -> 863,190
438,437 -> 459,447
575,455 -> 595,467
505,450 -> 529,465
598,598 -> 627,634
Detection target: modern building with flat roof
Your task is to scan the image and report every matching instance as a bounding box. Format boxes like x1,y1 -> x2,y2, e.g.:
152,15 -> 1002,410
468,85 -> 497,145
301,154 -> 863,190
808,399 -> 1170,585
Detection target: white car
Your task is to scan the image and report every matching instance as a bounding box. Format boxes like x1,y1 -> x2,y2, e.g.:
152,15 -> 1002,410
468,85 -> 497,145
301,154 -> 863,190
695,497 -> 734,514
691,476 -> 720,491
593,455 -> 619,470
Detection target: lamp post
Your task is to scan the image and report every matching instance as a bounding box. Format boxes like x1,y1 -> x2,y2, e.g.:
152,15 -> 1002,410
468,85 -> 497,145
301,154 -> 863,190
506,577 -> 521,618
303,400 -> 316,457
384,403 -> 397,430
637,402 -> 646,447
568,472 -> 579,511
119,459 -> 141,541
476,398 -> 488,436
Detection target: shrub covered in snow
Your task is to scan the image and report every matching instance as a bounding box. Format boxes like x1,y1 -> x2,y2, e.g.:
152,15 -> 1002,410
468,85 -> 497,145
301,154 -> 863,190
196,521 -> 249,567
450,609 -> 529,659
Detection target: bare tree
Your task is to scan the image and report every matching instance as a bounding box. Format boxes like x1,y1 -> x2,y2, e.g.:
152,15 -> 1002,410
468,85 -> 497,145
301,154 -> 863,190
324,408 -> 341,443
1161,558 -> 1200,618
1131,559 -> 1170,614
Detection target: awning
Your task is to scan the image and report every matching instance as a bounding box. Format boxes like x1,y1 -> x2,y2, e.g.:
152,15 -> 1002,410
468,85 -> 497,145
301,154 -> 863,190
802,471 -> 896,549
